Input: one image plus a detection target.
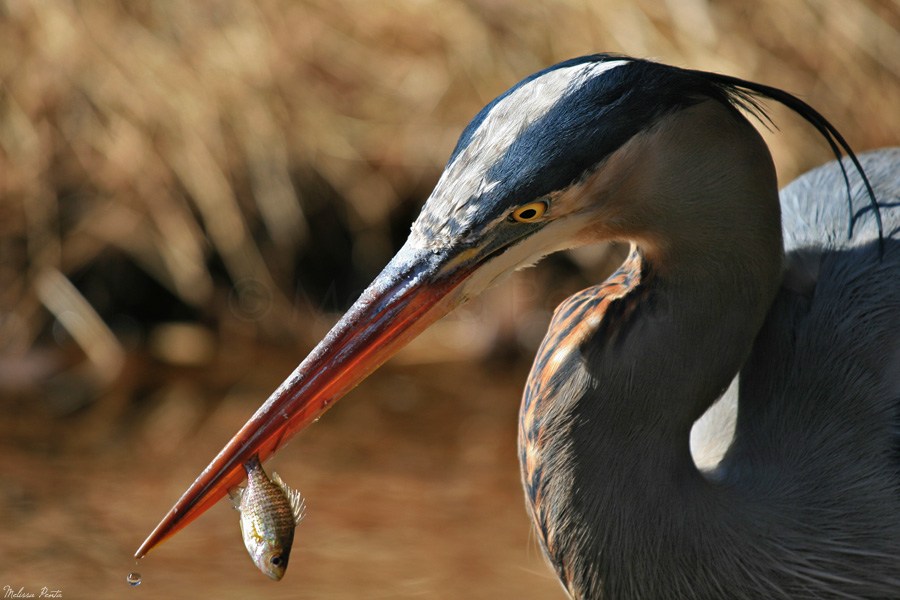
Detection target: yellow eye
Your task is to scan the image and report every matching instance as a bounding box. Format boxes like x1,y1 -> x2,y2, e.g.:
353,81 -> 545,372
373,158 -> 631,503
510,201 -> 548,223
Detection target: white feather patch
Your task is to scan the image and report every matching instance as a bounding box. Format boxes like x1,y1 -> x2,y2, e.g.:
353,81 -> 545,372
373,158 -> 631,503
410,60 -> 629,249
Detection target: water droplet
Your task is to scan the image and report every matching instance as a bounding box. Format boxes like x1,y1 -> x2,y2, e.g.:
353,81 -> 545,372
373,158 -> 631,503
314,418 -> 320,423
126,572 -> 142,586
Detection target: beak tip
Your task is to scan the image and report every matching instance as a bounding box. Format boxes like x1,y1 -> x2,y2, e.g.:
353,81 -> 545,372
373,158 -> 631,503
134,525 -> 165,559
133,245 -> 468,557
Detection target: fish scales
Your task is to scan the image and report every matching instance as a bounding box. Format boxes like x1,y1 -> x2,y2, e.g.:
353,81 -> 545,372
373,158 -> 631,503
232,454 -> 305,581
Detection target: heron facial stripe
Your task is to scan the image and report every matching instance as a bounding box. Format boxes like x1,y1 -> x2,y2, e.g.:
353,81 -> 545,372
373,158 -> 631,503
412,56 -> 770,257
411,59 -> 629,249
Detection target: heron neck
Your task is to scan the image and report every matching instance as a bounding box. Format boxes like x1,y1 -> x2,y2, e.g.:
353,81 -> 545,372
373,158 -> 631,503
525,242 -> 784,599
520,102 -> 788,598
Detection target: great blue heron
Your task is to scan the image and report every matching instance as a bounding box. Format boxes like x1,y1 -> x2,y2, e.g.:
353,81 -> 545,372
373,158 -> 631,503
136,55 -> 900,598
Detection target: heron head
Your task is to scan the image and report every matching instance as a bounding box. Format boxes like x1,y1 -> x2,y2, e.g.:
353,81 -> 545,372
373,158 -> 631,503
402,54 -> 776,300
136,55 -> 784,556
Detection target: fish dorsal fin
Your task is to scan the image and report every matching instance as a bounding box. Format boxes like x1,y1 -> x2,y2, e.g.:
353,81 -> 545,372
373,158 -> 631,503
273,471 -> 307,525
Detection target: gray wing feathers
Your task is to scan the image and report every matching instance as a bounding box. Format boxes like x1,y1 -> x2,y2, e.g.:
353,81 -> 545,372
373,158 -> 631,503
780,147 -> 900,253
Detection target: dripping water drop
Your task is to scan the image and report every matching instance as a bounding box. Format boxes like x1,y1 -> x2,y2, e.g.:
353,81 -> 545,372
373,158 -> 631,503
126,572 -> 142,586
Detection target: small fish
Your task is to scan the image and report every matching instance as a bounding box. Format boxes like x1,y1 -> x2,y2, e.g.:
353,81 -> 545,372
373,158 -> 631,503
230,454 -> 306,580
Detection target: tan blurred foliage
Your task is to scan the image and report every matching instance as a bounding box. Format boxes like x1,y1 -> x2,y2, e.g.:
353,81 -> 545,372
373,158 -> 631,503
2,0 -> 900,379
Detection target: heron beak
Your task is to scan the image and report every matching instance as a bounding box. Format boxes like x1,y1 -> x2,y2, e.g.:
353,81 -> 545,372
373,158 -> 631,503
135,241 -> 477,558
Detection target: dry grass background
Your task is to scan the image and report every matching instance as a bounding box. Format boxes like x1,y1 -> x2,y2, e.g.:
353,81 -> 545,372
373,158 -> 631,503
1,0 -> 899,598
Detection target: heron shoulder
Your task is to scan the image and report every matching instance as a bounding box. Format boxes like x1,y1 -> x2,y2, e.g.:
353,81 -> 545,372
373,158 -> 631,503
722,147 -> 900,515
780,147 -> 900,253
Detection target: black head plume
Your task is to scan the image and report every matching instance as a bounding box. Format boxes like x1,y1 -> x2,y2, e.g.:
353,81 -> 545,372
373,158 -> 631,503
685,67 -> 883,254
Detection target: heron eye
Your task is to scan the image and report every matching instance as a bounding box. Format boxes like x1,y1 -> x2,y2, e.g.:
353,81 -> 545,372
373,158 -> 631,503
510,201 -> 548,223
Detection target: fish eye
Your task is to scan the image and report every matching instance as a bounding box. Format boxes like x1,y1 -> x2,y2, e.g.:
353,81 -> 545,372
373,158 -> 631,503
510,201 -> 548,223
270,554 -> 283,566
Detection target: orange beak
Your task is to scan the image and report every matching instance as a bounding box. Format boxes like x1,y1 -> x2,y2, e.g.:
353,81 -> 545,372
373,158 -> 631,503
135,242 -> 478,558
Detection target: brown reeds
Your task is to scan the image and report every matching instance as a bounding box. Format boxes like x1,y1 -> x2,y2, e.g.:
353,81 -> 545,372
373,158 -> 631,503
2,0 -> 899,381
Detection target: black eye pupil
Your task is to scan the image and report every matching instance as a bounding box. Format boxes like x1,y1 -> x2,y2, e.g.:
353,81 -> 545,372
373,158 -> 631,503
519,209 -> 536,220
270,555 -> 282,566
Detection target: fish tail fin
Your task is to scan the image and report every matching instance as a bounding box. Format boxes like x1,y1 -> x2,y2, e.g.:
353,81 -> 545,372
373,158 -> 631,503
273,471 -> 307,525
244,453 -> 263,475
232,454 -> 264,510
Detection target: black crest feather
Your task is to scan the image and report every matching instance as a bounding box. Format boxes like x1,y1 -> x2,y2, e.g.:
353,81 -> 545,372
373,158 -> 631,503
686,67 -> 884,254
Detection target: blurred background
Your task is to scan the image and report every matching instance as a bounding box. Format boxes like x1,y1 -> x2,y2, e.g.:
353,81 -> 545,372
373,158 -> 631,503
1,0 -> 899,598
